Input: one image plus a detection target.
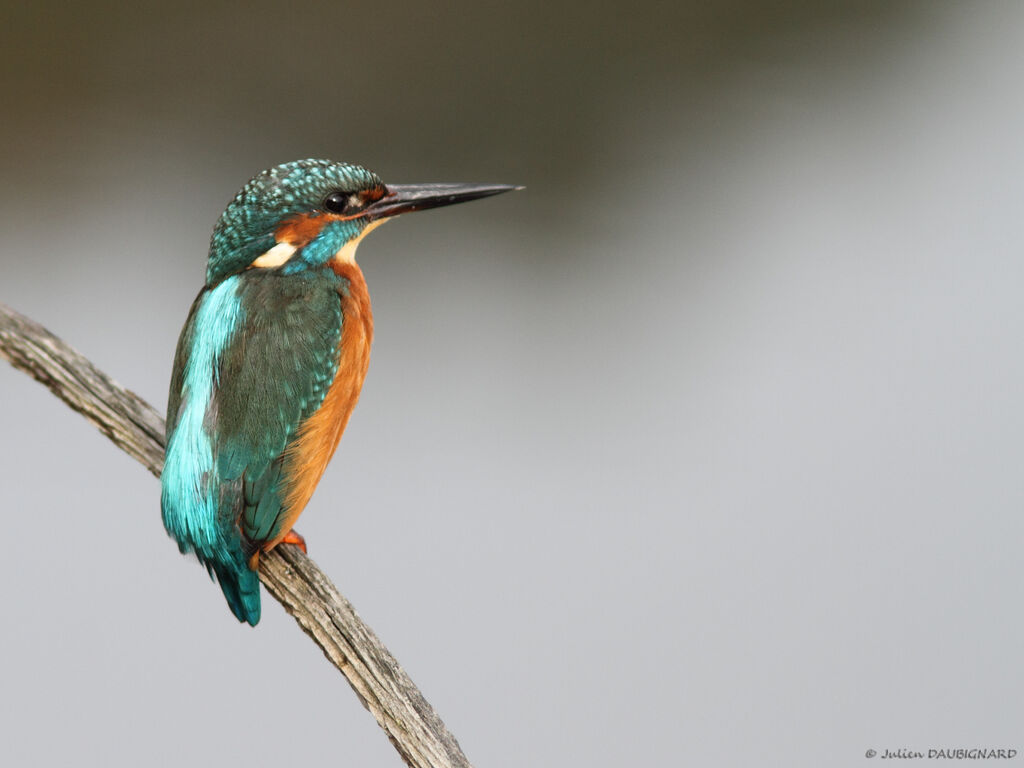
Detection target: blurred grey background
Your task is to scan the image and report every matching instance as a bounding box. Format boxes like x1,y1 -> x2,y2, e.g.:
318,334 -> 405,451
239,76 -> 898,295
2,2 -> 1022,766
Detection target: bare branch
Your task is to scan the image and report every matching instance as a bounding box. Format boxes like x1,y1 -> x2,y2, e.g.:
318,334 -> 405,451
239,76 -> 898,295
0,302 -> 472,768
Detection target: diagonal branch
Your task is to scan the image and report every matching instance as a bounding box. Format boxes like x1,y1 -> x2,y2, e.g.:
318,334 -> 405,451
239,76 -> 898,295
0,302 -> 471,768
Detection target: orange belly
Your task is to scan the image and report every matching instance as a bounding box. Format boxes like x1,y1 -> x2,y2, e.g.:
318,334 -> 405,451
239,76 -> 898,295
265,260 -> 373,551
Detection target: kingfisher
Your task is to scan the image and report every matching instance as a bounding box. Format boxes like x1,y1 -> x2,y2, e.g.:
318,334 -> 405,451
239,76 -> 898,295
161,159 -> 516,625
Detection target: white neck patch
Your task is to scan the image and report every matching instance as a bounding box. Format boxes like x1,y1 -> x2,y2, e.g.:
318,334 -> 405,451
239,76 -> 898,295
248,241 -> 297,269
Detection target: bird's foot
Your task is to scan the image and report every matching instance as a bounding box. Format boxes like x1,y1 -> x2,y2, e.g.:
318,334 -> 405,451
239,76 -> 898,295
281,529 -> 307,554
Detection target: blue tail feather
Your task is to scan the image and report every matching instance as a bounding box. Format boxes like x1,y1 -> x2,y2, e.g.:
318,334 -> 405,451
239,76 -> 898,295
212,560 -> 261,626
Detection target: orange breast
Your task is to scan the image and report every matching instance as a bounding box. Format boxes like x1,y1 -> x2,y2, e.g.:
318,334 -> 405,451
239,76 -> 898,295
264,260 -> 373,552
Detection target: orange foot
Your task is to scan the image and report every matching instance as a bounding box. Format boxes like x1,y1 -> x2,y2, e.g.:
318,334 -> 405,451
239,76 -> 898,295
281,529 -> 307,554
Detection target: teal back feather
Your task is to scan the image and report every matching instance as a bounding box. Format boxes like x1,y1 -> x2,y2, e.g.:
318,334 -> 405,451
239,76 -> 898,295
162,275 -> 261,624
162,276 -> 243,558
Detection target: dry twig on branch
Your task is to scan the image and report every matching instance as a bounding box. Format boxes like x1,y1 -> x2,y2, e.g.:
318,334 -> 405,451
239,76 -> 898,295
0,302 -> 472,768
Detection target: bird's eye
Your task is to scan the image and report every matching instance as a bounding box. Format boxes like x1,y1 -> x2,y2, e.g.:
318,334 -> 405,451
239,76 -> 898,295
323,191 -> 361,215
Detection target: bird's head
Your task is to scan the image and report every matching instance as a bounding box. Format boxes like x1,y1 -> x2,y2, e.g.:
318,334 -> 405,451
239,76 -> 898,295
206,158 -> 516,285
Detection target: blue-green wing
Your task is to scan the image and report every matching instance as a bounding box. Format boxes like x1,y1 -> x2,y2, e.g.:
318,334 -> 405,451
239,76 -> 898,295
213,270 -> 342,554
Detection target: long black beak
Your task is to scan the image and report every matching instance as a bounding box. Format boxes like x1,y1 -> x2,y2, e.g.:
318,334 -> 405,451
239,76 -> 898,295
365,182 -> 521,221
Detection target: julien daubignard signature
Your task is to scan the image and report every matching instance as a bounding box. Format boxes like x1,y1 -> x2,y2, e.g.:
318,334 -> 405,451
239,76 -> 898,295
866,748 -> 1018,760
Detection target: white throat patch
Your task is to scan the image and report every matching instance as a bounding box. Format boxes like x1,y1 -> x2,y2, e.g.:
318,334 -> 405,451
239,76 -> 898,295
332,219 -> 387,265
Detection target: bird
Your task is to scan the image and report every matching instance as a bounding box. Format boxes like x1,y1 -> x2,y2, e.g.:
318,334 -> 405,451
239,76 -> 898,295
161,158 -> 517,625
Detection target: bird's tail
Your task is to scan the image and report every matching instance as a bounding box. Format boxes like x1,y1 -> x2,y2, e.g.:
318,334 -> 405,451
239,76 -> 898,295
211,558 -> 261,626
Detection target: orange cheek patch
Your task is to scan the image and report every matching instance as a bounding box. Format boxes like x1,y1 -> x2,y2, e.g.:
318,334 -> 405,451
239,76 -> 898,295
275,205 -> 379,247
274,212 -> 358,246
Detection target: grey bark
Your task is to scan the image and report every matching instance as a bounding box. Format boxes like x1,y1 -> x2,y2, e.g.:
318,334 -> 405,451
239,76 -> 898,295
0,302 -> 472,768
